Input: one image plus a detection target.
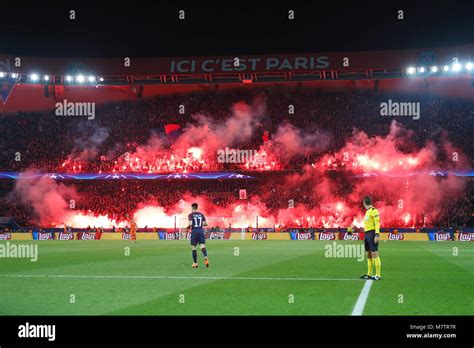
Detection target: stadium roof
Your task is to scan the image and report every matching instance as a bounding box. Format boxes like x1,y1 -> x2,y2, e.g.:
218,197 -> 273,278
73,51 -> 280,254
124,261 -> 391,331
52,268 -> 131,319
1,2 -> 474,58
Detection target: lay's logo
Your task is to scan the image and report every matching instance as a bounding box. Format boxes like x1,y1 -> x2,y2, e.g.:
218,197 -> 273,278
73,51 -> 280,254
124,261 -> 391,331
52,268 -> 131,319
37,232 -> 53,240
122,232 -> 131,240
80,232 -> 96,240
296,232 -> 313,240
0,233 -> 12,240
164,232 -> 179,240
435,233 -> 451,241
252,232 -> 267,240
209,232 -> 225,239
458,233 -> 474,242
388,233 -> 404,240
343,233 -> 360,241
58,232 -> 74,240
319,232 -> 336,240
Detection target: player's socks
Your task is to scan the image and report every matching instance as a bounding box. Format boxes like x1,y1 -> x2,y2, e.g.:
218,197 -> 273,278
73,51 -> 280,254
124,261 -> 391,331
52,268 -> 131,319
374,257 -> 381,277
367,257 -> 374,276
192,250 -> 197,263
201,248 -> 209,267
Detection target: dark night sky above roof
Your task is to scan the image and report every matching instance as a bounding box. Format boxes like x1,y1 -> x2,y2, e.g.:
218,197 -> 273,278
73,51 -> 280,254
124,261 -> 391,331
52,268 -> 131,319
1,1 -> 474,58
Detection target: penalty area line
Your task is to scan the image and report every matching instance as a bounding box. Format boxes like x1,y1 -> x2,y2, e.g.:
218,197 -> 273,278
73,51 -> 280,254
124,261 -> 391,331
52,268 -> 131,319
351,280 -> 373,316
0,274 -> 363,282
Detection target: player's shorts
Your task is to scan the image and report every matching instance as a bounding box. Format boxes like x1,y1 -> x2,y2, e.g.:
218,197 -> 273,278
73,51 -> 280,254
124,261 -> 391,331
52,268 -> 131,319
364,230 -> 379,252
190,230 -> 205,246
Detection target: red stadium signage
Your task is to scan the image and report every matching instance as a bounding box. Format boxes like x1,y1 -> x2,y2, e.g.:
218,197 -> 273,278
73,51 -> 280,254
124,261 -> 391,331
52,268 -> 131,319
341,232 -> 362,241
458,233 -> 474,242
58,232 -> 74,240
252,232 -> 268,240
0,233 -> 12,240
318,232 -> 336,240
2,45 -> 474,76
170,56 -> 330,74
388,233 -> 405,241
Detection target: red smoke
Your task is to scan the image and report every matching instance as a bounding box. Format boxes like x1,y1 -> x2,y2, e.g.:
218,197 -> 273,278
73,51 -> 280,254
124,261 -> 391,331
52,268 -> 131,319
11,173 -> 79,227
15,100 -> 469,228
60,97 -> 276,173
316,121 -> 468,172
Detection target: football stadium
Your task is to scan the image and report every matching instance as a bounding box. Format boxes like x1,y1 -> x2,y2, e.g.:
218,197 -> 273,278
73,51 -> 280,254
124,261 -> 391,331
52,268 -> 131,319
1,47 -> 473,317
0,3 -> 473,346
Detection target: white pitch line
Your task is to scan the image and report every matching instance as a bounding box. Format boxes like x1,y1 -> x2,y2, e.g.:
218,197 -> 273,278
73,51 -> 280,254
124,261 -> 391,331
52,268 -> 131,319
0,274 -> 362,282
351,280 -> 373,316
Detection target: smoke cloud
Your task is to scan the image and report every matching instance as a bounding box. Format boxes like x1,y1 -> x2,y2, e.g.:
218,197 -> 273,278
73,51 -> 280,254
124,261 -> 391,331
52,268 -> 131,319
10,173 -> 78,226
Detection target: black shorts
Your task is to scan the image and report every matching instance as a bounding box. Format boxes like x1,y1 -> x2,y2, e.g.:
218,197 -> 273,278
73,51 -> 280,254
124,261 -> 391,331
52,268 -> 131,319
190,230 -> 205,246
364,230 -> 379,252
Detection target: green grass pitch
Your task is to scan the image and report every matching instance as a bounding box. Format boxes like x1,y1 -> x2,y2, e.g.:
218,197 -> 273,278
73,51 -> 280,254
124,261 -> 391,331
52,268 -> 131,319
0,240 -> 472,315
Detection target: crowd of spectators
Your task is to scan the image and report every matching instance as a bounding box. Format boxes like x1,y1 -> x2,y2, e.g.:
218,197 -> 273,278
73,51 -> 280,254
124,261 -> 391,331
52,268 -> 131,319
0,86 -> 473,227
1,86 -> 472,172
0,175 -> 472,229
0,179 -> 258,227
72,179 -> 255,223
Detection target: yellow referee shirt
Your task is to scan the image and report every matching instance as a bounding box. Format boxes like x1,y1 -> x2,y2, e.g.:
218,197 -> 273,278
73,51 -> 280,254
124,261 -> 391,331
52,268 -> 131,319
364,207 -> 380,234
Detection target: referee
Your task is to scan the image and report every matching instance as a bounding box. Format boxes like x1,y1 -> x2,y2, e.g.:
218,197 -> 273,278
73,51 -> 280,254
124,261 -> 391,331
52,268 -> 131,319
360,196 -> 382,280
